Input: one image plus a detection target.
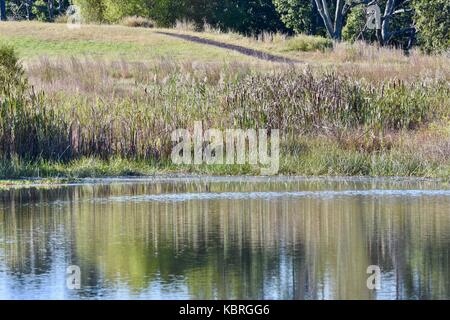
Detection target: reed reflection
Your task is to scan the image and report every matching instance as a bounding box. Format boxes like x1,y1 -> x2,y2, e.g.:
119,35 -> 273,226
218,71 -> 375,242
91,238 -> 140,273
0,179 -> 449,299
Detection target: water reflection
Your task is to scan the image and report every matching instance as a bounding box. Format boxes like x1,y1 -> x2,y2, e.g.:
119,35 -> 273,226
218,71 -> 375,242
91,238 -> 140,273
0,178 -> 449,300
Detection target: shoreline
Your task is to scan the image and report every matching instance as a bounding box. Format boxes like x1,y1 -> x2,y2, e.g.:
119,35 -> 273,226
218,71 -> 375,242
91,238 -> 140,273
1,174 -> 448,190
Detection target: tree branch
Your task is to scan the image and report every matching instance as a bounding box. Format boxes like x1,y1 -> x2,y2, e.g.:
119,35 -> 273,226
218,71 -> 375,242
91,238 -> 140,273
314,0 -> 335,38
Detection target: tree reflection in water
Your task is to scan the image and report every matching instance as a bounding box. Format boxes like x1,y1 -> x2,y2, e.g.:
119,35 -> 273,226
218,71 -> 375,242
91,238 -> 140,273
0,178 -> 449,299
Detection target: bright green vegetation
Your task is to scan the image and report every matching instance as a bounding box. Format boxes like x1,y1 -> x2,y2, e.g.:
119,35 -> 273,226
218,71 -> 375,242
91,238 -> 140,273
1,36 -> 145,59
284,35 -> 332,52
0,23 -> 257,62
413,0 -> 450,54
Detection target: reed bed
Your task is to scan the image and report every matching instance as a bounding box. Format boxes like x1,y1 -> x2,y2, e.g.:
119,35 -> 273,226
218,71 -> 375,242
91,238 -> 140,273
1,52 -> 449,178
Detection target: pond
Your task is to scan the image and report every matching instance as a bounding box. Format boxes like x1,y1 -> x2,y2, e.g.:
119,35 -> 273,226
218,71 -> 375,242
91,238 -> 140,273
0,177 -> 449,300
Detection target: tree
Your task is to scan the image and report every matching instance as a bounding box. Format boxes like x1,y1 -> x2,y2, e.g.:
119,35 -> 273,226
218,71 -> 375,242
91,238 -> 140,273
24,0 -> 34,20
379,0 -> 415,47
212,0 -> 286,34
309,0 -> 415,48
102,0 -> 149,23
0,0 -> 6,21
32,0 -> 49,21
273,0 -> 325,35
342,4 -> 371,42
413,0 -> 449,53
312,0 -> 357,40
73,0 -> 106,23
148,0 -> 185,27
47,0 -> 54,20
343,1 -> 414,47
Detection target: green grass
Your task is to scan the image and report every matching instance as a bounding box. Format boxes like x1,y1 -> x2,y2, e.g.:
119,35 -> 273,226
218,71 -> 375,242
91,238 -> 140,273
1,36 -> 142,58
1,142 -> 448,185
0,22 -> 262,62
0,35 -> 252,62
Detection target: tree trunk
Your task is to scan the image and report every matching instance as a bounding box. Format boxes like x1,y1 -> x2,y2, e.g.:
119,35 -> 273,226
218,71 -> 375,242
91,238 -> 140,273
0,0 -> 6,21
58,0 -> 64,15
381,0 -> 396,43
315,0 -> 336,39
314,0 -> 347,40
25,1 -> 31,20
48,0 -> 55,21
333,0 -> 345,40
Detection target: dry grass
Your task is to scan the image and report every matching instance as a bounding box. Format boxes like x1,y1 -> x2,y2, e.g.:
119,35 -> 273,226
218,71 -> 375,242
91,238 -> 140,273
26,56 -> 256,98
403,122 -> 450,164
2,55 -> 445,164
155,27 -> 449,82
331,41 -> 450,82
121,16 -> 155,29
175,19 -> 198,32
2,21 -> 448,83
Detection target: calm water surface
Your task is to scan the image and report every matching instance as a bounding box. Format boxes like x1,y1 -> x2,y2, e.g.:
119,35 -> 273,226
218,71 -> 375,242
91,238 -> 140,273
0,177 -> 449,300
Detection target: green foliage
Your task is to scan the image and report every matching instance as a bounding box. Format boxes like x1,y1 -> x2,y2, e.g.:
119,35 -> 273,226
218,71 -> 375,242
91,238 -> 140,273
212,0 -> 287,35
413,0 -> 450,53
342,5 -> 374,43
0,45 -> 26,94
32,0 -> 49,22
273,0 -> 315,34
73,0 -> 185,27
102,0 -> 149,23
0,46 -> 67,161
72,0 -> 285,33
73,0 -> 106,23
148,0 -> 184,27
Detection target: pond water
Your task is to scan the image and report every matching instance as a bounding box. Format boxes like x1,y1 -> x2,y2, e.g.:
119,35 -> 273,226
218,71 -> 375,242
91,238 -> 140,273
0,177 -> 449,300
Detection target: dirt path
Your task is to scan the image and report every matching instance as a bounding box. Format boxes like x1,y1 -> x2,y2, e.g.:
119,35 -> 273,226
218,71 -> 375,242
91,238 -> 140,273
156,31 -> 301,64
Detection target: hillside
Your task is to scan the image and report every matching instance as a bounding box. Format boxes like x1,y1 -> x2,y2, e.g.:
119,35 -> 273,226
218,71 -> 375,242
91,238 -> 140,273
1,22 -> 448,81
0,21 -> 286,63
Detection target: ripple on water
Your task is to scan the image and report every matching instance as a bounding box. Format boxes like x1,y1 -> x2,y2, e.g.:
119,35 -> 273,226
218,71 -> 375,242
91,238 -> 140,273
103,189 -> 450,203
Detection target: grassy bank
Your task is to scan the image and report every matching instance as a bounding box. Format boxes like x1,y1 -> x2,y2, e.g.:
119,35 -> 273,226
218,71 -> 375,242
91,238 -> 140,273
0,22 -> 449,182
2,132 -> 450,181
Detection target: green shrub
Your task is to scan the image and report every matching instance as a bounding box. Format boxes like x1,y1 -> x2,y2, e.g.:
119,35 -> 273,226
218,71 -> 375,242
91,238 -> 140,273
413,0 -> 450,54
103,0 -> 149,23
0,45 -> 26,94
121,16 -> 155,28
0,46 -> 68,161
284,35 -> 333,52
73,0 -> 106,23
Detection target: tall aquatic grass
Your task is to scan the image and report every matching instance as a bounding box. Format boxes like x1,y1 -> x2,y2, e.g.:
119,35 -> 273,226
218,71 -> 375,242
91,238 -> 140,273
1,52 -> 449,178
0,47 -> 69,162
